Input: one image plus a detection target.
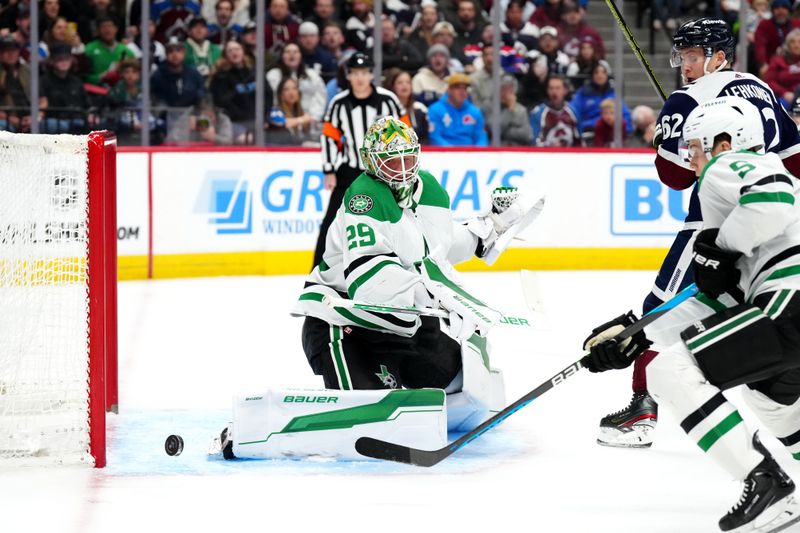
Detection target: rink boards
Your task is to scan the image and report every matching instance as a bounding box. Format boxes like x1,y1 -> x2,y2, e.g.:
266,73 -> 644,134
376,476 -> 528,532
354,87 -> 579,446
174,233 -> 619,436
114,146 -> 684,280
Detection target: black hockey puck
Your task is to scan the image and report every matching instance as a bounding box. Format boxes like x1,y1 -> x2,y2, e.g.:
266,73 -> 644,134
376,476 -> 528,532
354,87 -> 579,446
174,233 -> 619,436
165,435 -> 184,456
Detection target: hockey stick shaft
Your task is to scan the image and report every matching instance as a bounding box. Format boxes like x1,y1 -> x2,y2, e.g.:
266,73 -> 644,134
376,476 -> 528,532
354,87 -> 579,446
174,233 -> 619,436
604,0 -> 668,103
355,283 -> 699,466
323,295 -> 534,327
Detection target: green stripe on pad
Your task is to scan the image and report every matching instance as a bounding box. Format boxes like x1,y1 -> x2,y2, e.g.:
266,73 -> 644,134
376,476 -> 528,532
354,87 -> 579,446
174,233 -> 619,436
330,326 -> 351,390
793,452 -> 800,460
299,292 -> 324,302
281,389 -> 445,433
686,309 -> 763,351
766,265 -> 800,282
696,293 -> 727,312
698,411 -> 743,452
767,290 -> 791,318
740,192 -> 795,205
422,257 -> 488,307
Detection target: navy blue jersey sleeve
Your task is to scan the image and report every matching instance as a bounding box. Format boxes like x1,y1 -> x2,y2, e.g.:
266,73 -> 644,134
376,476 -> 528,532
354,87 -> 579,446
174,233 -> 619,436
655,91 -> 698,190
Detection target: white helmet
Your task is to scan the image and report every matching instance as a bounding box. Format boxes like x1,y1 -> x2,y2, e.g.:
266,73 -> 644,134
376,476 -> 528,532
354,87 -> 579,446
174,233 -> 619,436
682,96 -> 764,156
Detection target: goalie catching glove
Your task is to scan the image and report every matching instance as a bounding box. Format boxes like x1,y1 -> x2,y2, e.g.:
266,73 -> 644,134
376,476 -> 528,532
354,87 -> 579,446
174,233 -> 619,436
466,187 -> 545,266
580,311 -> 652,373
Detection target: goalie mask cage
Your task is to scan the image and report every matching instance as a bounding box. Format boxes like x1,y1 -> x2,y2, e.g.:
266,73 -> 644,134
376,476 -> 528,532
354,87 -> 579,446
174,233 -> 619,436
0,131 -> 118,468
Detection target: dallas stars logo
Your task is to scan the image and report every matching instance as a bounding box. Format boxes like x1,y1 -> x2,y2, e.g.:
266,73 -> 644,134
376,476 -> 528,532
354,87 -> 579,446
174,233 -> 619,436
374,364 -> 397,389
348,194 -> 373,214
381,119 -> 411,144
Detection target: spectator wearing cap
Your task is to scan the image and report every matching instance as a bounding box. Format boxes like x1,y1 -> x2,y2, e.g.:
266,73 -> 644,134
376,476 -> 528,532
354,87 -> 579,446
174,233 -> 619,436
384,67 -> 429,143
40,44 -> 94,134
109,58 -> 146,142
428,72 -> 488,146
0,35 -> 31,132
263,0 -> 300,52
412,43 -> 451,107
267,42 -> 327,120
152,0 -> 201,43
207,0 -> 243,45
755,0 -> 800,76
569,60 -> 632,141
210,39 -> 272,144
501,0 -> 539,53
298,21 -> 337,82
592,98 -> 628,147
765,28 -> 800,106
625,104 -> 657,148
530,0 -> 564,28
380,15 -> 424,73
480,74 -> 533,146
151,37 -> 205,108
529,74 -> 581,147
520,25 -> 570,108
85,16 -> 135,85
307,0 -> 338,30
76,0 -> 125,44
558,1 -> 605,59
566,34 -> 600,89
184,17 -> 221,79
408,2 -> 440,59
431,21 -> 465,72
345,0 -> 375,52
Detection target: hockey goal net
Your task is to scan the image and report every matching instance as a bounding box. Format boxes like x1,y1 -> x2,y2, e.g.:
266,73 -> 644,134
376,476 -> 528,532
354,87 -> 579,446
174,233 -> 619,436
0,131 -> 117,467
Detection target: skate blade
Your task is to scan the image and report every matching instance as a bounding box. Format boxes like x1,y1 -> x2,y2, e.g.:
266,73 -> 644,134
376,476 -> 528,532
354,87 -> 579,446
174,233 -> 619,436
761,496 -> 800,533
596,425 -> 654,449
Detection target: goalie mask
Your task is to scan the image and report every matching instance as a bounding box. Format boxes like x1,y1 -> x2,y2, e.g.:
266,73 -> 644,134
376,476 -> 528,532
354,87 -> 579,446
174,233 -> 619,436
359,116 -> 420,206
682,96 -> 764,159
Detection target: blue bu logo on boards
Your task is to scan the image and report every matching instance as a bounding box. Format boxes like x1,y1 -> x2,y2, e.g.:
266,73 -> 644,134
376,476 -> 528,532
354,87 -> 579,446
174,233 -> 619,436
609,164 -> 689,236
195,171 -> 253,235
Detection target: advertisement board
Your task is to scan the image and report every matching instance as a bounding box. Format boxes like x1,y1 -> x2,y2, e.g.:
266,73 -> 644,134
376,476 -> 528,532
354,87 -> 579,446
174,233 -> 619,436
116,148 -> 687,278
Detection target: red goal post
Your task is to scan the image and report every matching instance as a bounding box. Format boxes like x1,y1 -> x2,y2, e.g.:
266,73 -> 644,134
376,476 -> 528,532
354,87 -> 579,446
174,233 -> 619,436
0,131 -> 117,468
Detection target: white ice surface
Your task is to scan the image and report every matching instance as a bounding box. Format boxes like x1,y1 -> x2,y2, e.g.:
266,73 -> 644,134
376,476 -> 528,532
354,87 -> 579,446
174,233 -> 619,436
3,271 -> 800,533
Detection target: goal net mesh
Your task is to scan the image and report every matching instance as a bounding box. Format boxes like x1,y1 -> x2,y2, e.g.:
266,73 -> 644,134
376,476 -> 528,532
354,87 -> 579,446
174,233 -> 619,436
0,132 -> 93,465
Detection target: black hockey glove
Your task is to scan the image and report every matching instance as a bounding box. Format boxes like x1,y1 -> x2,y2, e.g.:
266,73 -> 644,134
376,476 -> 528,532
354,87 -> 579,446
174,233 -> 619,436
580,312 -> 652,373
692,228 -> 742,300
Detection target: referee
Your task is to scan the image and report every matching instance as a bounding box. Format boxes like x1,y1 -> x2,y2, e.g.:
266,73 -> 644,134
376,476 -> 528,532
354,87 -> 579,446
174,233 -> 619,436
313,52 -> 410,268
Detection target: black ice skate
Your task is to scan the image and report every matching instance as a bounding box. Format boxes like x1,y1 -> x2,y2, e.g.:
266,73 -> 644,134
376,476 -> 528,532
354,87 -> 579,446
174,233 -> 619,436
597,392 -> 658,448
719,432 -> 796,532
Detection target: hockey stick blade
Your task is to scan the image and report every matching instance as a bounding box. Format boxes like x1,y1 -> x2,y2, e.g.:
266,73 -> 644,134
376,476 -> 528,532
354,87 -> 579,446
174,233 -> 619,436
355,283 -> 699,466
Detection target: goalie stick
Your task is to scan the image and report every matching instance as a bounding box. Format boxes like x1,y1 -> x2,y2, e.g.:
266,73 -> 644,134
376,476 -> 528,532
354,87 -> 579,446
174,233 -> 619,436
323,296 -> 534,328
355,283 -> 700,466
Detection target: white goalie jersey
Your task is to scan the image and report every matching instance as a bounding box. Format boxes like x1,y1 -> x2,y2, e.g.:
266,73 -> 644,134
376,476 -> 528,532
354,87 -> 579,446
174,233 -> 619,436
291,170 -> 479,336
699,150 -> 800,299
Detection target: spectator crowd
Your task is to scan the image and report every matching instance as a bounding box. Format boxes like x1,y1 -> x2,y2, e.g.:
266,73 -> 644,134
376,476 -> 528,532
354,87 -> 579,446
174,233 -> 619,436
0,0 -> 797,146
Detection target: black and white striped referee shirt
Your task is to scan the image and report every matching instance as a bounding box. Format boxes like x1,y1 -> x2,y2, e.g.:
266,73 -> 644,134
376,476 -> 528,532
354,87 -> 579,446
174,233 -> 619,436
321,85 -> 410,174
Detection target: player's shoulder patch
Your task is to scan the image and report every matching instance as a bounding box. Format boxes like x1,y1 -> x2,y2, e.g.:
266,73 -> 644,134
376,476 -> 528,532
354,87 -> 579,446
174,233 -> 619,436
344,173 -> 401,223
416,170 -> 450,209
348,194 -> 373,214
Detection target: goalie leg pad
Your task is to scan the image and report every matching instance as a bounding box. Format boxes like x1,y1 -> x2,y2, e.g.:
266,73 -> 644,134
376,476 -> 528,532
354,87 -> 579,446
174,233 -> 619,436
445,334 -> 506,432
680,303 -> 784,390
229,388 -> 447,460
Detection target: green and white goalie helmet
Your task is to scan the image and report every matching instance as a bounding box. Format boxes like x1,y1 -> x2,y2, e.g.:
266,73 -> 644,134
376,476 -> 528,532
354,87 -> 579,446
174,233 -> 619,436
359,116 -> 420,199
682,96 -> 764,156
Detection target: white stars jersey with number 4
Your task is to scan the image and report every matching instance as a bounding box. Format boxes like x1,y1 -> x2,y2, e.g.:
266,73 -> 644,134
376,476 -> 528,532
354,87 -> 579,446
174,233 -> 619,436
698,150 -> 800,299
657,71 -> 800,193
